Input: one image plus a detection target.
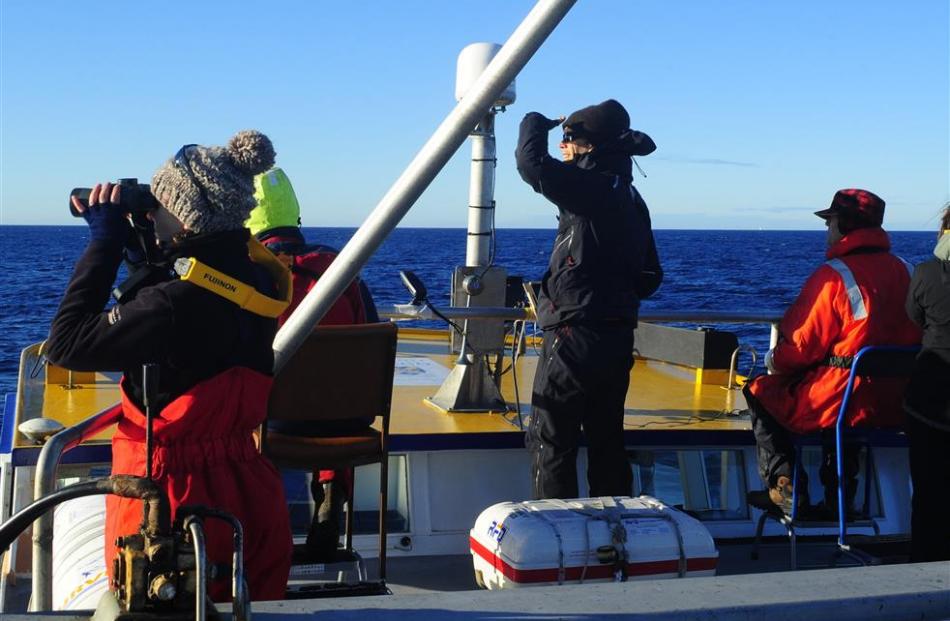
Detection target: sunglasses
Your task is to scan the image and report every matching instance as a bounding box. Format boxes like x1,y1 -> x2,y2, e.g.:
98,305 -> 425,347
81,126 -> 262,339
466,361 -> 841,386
174,144 -> 214,209
561,133 -> 591,146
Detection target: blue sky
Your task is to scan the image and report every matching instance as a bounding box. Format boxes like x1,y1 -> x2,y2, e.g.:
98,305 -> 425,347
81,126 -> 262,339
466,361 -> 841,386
1,0 -> 947,230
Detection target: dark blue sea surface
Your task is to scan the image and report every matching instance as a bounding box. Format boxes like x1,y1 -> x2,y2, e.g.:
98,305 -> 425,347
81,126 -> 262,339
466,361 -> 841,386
0,226 -> 938,423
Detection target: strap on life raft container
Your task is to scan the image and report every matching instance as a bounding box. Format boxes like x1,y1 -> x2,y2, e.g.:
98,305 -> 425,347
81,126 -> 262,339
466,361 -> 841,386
535,497 -> 690,584
173,237 -> 292,318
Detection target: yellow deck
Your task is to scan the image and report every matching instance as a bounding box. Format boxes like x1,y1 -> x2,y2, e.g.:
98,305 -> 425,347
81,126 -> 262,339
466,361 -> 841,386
11,327 -> 750,453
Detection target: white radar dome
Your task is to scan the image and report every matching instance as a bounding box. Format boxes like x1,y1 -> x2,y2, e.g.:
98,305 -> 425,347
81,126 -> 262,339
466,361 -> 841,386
455,42 -> 516,106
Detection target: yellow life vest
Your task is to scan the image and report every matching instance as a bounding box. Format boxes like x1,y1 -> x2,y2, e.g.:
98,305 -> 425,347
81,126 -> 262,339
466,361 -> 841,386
173,237 -> 292,318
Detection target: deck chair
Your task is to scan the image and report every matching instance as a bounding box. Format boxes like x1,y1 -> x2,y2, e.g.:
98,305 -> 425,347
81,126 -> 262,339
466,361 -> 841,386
262,322 -> 398,585
752,344 -> 919,569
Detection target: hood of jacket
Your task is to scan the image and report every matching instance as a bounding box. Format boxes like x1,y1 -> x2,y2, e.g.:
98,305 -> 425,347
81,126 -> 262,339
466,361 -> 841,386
574,129 -> 656,181
934,231 -> 950,261
826,226 -> 890,260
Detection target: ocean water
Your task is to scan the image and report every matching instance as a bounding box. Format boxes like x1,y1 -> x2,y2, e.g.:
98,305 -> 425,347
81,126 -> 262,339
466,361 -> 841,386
0,225 -> 938,422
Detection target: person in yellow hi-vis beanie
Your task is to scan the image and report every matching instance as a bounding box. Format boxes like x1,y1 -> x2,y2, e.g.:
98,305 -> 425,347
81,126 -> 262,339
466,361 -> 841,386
247,167 -> 379,560
247,167 -> 301,234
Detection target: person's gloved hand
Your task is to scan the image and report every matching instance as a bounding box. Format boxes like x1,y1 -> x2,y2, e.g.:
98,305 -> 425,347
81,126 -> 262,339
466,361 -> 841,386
527,113 -> 565,131
764,349 -> 778,374
70,182 -> 130,244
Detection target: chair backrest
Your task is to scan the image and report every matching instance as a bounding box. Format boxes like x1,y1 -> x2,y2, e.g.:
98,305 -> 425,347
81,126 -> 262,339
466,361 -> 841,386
836,345 -> 921,430
833,345 -> 918,547
268,322 -> 398,424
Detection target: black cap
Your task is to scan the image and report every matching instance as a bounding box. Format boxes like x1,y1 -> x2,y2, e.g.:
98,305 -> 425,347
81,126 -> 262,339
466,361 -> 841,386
563,99 -> 630,146
814,189 -> 885,232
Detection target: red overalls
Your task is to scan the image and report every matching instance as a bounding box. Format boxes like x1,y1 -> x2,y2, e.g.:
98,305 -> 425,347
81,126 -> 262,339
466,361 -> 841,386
105,367 -> 292,602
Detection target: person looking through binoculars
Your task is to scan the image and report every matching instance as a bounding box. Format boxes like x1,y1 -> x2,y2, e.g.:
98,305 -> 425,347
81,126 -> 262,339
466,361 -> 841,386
45,130 -> 293,602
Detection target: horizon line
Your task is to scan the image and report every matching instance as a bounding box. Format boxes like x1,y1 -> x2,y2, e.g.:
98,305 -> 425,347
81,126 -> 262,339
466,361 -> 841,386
0,224 -> 939,233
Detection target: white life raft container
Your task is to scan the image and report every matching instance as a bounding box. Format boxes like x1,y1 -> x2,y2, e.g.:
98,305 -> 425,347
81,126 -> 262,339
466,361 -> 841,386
470,496 -> 717,589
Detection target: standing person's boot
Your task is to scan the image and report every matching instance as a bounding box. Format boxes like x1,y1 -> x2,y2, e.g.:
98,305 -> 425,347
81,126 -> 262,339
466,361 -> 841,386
306,479 -> 346,560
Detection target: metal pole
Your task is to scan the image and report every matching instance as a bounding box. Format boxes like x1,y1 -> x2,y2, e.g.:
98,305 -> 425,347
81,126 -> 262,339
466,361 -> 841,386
185,518 -> 207,621
466,112 -> 496,267
273,0 -> 578,372
769,322 -> 780,350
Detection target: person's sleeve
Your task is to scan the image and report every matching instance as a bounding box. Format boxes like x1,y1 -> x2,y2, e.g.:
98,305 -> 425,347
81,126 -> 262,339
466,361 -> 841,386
770,266 -> 843,373
515,112 -> 601,214
358,280 -> 380,323
636,231 -> 663,299
45,241 -> 175,371
904,267 -> 926,328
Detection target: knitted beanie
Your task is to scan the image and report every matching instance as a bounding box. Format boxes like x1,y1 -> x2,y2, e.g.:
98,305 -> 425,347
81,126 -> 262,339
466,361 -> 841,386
246,167 -> 301,236
151,130 -> 276,234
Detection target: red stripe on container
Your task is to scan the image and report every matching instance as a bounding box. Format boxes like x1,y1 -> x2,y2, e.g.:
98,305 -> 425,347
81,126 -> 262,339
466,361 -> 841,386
470,536 -> 717,584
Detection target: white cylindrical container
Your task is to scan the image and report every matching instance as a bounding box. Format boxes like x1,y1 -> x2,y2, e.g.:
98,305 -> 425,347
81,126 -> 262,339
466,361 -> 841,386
455,43 -> 516,106
52,495 -> 108,610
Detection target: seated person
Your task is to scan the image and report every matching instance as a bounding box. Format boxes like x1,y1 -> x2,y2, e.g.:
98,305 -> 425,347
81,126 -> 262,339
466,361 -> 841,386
743,189 -> 921,517
246,167 -> 379,559
45,131 -> 292,601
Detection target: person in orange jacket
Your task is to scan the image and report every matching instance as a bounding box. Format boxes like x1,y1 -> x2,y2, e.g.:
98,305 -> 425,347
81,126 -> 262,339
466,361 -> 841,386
743,189 -> 921,517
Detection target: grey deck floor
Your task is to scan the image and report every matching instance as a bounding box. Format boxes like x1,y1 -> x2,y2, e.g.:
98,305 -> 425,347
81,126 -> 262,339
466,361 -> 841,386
367,539 -> 877,594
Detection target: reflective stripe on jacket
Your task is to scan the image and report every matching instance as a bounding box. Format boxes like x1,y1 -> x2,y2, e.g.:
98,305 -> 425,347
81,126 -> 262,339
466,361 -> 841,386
747,227 -> 922,433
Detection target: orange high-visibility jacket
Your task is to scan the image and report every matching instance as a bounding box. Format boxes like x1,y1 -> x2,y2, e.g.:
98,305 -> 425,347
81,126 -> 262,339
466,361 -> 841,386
747,227 -> 921,434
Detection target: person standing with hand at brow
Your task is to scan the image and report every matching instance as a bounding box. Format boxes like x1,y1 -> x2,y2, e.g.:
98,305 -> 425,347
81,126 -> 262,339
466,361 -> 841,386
515,99 -> 662,500
45,131 -> 293,602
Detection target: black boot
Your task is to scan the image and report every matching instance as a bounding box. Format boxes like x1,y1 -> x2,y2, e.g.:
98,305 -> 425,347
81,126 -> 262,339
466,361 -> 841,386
306,480 -> 346,560
747,474 -> 812,518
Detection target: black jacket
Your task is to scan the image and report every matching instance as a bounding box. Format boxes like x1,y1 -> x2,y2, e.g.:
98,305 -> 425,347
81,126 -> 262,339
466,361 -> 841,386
904,255 -> 950,430
515,112 -> 661,329
45,229 -> 277,412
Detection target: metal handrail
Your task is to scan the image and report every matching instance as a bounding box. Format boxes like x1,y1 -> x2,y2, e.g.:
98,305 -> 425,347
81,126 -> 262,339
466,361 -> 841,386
727,344 -> 760,389
379,304 -> 782,348
379,303 -> 782,323
30,406 -> 121,612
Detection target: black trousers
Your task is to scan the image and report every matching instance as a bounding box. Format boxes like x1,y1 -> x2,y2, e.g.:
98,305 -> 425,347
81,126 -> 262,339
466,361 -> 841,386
527,323 -> 634,499
745,386 -> 859,506
907,414 -> 950,562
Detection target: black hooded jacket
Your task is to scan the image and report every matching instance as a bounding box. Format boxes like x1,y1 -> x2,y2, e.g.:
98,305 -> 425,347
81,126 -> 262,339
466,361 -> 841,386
904,251 -> 950,429
515,112 -> 661,329
45,229 -> 277,412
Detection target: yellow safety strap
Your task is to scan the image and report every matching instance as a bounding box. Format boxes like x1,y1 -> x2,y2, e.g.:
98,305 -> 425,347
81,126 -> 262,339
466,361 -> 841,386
173,237 -> 292,318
